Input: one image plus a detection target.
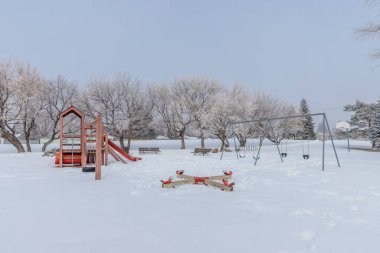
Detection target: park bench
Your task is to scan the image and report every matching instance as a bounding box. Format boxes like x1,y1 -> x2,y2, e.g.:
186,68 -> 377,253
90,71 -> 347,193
138,147 -> 161,154
192,148 -> 212,156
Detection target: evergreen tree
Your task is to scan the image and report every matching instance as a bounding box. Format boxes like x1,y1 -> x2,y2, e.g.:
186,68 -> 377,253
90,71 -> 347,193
369,98 -> 380,150
299,98 -> 316,140
343,100 -> 375,139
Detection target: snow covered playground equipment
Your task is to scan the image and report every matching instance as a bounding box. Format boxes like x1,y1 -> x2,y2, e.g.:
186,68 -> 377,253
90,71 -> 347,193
55,106 -> 141,180
161,170 -> 235,191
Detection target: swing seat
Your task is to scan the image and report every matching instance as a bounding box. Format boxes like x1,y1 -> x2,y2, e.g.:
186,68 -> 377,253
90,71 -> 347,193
303,154 -> 309,160
281,153 -> 287,158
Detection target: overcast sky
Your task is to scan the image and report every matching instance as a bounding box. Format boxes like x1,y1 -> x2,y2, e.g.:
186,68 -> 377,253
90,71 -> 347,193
1,0 -> 379,123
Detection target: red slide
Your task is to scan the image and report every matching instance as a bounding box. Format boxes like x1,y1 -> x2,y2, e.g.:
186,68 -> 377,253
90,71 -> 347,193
107,139 -> 142,161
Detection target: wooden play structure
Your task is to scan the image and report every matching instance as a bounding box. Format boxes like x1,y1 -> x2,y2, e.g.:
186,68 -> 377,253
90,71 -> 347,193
161,170 -> 235,191
55,106 -> 141,180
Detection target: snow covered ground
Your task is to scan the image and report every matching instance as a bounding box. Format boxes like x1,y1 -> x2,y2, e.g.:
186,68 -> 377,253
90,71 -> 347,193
0,139 -> 379,253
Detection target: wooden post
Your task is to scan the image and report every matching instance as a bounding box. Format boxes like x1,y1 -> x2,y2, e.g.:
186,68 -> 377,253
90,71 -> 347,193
81,117 -> 87,168
322,115 -> 326,171
95,114 -> 103,180
59,114 -> 63,168
104,134 -> 109,166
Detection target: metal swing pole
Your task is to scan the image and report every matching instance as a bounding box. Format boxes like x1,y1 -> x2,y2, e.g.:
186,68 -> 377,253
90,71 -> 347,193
268,120 -> 283,163
283,138 -> 288,156
254,136 -> 264,166
233,133 -> 239,159
323,113 -> 341,168
322,116 -> 326,171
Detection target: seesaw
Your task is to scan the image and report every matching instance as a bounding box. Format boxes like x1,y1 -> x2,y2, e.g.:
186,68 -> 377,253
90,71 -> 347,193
161,170 -> 235,191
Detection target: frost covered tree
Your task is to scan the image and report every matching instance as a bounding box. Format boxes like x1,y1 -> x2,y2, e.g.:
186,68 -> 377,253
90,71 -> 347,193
230,84 -> 255,147
271,104 -> 299,141
0,61 -> 25,152
0,61 -> 46,152
40,76 -> 78,152
299,98 -> 316,140
249,92 -> 298,143
82,74 -> 153,151
208,88 -> 236,150
369,98 -> 380,149
116,74 -> 154,151
151,83 -> 194,149
177,77 -> 221,148
82,78 -> 126,148
150,84 -> 177,139
13,62 -> 46,152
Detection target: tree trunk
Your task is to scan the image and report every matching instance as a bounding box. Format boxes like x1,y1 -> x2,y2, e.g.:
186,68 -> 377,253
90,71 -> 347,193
237,134 -> 247,147
119,135 -> 125,149
1,130 -> 25,152
180,130 -> 185,149
127,137 -> 131,153
23,121 -> 32,152
42,139 -> 53,152
200,128 -> 205,148
42,131 -> 59,152
220,137 -> 226,151
25,138 -> 32,152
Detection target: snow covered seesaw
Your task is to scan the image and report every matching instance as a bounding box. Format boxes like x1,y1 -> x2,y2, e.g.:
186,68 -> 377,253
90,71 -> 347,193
161,170 -> 235,191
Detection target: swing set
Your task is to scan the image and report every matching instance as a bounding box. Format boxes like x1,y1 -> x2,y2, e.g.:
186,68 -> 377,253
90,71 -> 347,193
220,113 -> 341,171
232,133 -> 262,161
279,138 -> 310,159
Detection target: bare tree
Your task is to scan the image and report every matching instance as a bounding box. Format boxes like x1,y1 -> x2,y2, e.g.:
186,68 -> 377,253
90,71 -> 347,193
40,76 -> 78,152
82,74 -> 153,151
151,83 -> 193,149
177,77 -> 221,148
13,62 -> 46,152
171,82 -> 194,149
208,89 -> 235,151
251,91 -> 299,143
0,61 -> 25,152
150,84 -> 178,139
356,1 -> 380,58
229,84 -> 256,147
81,78 -> 126,147
116,74 -> 154,151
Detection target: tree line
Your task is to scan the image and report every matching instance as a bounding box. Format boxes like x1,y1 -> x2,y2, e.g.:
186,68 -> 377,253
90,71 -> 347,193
0,60 -> 316,153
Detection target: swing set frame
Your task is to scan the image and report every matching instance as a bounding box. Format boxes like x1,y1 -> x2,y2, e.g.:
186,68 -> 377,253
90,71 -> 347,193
220,113 -> 341,171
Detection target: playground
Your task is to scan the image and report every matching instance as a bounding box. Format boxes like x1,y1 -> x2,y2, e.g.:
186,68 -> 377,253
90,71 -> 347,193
0,138 -> 380,253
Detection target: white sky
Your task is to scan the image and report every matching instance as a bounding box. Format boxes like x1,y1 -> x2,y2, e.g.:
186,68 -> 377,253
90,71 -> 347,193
0,0 -> 379,123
